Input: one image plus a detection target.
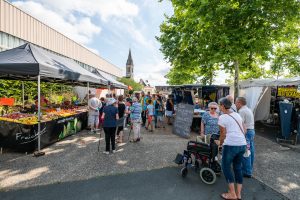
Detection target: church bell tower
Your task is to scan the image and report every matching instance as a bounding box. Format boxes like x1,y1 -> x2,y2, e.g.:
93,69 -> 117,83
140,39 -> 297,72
126,49 -> 134,79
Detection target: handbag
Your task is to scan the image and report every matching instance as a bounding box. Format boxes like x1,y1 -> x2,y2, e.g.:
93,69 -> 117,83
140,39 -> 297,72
227,114 -> 251,157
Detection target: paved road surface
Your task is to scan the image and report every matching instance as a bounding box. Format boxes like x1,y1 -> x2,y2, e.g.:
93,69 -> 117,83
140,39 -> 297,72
0,167 -> 287,200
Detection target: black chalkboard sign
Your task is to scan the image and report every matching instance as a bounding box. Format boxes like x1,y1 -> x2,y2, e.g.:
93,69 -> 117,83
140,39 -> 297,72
173,103 -> 194,138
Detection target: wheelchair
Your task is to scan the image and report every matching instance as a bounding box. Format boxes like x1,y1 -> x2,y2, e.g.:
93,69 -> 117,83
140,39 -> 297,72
174,136 -> 221,184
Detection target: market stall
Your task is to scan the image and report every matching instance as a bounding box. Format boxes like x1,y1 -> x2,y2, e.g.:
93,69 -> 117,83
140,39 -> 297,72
156,84 -> 230,132
0,43 -> 107,152
239,77 -> 300,144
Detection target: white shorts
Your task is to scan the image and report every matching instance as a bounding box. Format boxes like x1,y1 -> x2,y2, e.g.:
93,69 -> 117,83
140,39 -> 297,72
157,116 -> 163,121
165,110 -> 173,117
88,112 -> 99,127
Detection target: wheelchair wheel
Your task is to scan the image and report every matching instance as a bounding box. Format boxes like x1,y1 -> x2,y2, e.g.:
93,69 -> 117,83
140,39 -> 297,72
200,167 -> 216,184
181,167 -> 188,178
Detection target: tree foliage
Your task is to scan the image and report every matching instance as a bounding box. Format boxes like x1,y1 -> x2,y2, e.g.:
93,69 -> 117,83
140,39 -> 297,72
157,0 -> 300,94
0,80 -> 73,104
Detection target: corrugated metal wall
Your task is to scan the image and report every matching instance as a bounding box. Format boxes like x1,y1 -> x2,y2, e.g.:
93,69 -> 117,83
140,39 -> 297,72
0,0 -> 123,77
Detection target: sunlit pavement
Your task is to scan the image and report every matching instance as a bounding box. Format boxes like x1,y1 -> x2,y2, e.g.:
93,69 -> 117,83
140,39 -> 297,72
0,123 -> 299,200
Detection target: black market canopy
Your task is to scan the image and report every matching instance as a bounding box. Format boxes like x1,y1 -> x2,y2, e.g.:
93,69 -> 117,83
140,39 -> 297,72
0,43 -> 107,86
92,69 -> 127,89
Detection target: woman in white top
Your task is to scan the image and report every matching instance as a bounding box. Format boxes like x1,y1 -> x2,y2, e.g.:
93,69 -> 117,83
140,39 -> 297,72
218,97 -> 246,200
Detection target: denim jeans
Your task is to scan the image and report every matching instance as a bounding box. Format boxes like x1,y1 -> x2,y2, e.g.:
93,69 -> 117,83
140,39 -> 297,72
222,145 -> 246,184
242,129 -> 255,176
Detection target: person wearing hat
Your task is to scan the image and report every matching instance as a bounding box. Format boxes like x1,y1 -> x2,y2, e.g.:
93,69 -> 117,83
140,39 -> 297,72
88,92 -> 101,134
101,98 -> 119,154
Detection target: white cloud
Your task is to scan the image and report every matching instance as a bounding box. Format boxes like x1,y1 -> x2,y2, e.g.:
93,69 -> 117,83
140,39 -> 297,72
11,0 -> 172,84
135,60 -> 171,86
12,0 -> 139,45
12,1 -> 101,45
30,0 -> 139,21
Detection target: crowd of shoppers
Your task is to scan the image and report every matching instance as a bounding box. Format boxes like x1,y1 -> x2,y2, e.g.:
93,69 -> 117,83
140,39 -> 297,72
87,91 -> 255,200
87,91 -> 172,154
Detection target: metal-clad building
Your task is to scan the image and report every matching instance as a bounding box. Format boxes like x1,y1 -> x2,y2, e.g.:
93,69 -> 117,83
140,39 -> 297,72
0,0 -> 122,78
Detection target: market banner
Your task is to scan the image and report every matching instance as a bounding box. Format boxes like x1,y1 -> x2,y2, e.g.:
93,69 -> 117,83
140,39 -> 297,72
277,87 -> 300,98
0,112 -> 87,152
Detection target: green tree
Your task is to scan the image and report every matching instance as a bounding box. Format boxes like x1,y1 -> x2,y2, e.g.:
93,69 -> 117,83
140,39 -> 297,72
158,0 -> 300,97
118,78 -> 143,93
0,80 -> 73,104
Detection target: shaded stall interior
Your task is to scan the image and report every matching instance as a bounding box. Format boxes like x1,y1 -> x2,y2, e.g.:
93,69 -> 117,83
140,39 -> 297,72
170,84 -> 230,108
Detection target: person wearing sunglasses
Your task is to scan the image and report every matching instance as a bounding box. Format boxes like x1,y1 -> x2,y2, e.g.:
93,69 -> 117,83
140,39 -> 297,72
200,102 -> 220,139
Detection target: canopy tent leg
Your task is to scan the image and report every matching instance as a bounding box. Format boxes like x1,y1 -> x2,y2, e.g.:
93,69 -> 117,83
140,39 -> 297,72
34,75 -> 45,157
87,82 -> 90,100
108,83 -> 111,96
22,81 -> 24,109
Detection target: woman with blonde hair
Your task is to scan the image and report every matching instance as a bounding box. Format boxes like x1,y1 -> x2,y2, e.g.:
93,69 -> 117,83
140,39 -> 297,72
200,101 -> 220,138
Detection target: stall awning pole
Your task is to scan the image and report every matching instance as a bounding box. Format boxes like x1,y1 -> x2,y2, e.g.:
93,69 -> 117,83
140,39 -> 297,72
34,75 -> 45,157
87,82 -> 90,100
22,81 -> 24,109
38,75 -> 41,152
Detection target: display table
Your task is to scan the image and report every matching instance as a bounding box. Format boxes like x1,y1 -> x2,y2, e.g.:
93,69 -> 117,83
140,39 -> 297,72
0,111 -> 87,152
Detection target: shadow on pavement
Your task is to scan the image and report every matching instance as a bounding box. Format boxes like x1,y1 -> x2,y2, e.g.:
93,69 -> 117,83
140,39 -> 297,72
0,167 -> 287,200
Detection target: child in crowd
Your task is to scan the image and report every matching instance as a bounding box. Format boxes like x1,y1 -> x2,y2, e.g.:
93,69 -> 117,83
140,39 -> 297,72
146,99 -> 154,132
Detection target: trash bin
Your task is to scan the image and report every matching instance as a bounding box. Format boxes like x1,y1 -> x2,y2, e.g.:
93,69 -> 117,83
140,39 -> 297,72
279,102 -> 293,138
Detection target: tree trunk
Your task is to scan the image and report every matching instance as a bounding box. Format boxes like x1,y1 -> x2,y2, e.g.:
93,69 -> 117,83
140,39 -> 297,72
234,60 -> 239,99
209,71 -> 213,85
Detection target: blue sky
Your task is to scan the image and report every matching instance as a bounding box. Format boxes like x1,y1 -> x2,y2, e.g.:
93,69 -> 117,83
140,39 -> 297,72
10,0 -> 174,86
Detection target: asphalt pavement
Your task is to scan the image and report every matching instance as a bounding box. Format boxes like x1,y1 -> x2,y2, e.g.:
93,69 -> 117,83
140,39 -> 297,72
0,123 -> 299,200
0,167 -> 287,200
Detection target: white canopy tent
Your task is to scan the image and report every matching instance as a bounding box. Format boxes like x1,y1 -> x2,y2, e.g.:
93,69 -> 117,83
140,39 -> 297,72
239,77 -> 300,121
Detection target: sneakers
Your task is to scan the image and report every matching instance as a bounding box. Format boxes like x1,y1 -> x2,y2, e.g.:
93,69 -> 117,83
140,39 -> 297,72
103,151 -> 109,155
112,150 -> 116,153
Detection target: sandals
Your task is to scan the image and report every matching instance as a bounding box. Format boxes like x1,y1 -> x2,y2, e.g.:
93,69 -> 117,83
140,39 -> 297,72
220,193 -> 238,200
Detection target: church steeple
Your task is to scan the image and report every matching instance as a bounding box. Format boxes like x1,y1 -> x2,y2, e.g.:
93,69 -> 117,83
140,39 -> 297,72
126,49 -> 134,79
126,49 -> 133,66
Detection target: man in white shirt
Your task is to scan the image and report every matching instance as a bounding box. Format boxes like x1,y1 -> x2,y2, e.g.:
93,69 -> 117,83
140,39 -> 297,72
235,97 -> 255,178
88,93 -> 101,134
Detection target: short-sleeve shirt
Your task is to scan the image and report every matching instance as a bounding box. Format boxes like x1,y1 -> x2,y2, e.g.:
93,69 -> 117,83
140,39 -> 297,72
130,102 -> 142,120
201,112 -> 220,135
147,104 -> 154,116
118,103 -> 126,118
166,99 -> 173,111
218,112 -> 247,146
238,106 -> 254,129
155,103 -> 163,116
103,105 -> 118,127
88,97 -> 101,116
